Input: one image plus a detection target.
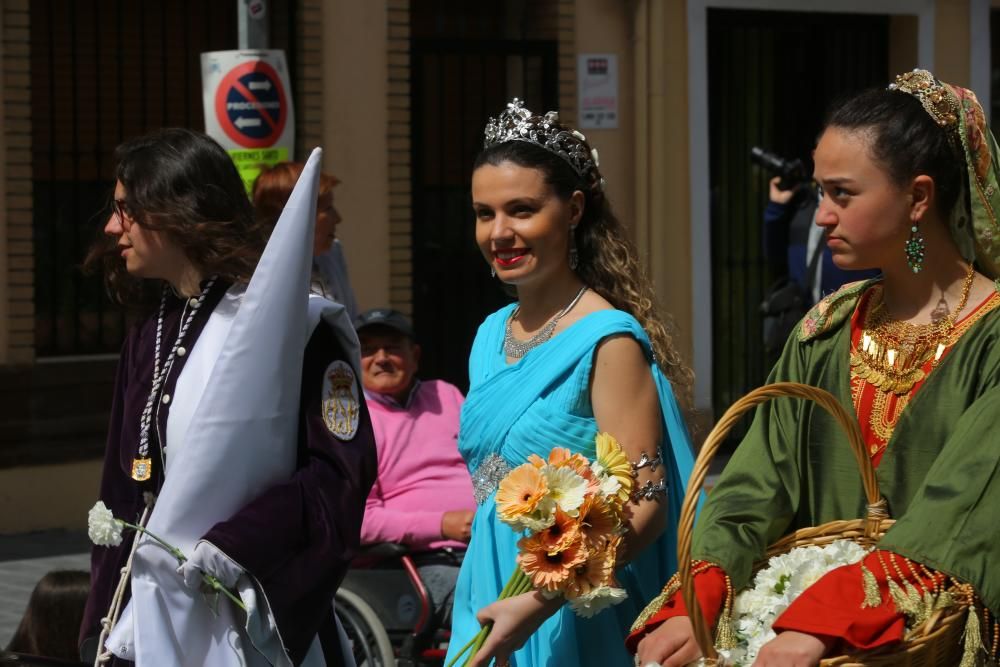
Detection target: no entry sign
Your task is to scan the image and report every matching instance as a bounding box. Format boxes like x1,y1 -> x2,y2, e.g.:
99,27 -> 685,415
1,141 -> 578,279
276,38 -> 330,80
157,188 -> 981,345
202,50 -> 296,191
216,61 -> 287,147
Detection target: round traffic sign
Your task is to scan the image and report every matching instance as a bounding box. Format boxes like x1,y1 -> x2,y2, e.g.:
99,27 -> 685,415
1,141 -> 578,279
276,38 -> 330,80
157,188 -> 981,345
214,60 -> 288,148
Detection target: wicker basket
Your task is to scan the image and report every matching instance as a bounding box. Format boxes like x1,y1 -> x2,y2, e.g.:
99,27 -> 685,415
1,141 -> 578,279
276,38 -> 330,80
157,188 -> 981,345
677,382 -> 968,666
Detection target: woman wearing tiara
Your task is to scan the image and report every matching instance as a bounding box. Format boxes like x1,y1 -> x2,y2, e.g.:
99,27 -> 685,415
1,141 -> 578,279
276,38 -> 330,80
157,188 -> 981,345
444,100 -> 697,667
630,70 -> 1000,667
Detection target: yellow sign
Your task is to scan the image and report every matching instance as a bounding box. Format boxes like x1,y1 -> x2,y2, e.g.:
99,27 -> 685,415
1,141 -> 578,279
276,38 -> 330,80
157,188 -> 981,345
228,147 -> 289,193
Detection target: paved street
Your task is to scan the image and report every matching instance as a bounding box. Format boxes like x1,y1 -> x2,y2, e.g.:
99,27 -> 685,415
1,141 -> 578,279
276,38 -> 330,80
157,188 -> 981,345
0,531 -> 90,646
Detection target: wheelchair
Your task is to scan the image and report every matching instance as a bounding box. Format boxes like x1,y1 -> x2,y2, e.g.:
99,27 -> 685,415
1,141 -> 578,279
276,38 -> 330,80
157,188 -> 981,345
336,543 -> 454,667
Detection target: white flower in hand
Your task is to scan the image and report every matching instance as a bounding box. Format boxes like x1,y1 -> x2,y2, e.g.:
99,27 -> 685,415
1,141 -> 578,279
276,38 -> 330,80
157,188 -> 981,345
177,541 -> 244,590
88,501 -> 123,547
568,585 -> 627,618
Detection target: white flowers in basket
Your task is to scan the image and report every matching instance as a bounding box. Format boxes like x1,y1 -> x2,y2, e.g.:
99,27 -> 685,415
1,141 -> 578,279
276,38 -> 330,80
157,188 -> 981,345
694,540 -> 871,667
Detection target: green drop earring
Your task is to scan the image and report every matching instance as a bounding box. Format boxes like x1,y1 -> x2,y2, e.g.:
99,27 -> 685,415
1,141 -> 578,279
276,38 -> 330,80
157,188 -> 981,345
905,221 -> 925,273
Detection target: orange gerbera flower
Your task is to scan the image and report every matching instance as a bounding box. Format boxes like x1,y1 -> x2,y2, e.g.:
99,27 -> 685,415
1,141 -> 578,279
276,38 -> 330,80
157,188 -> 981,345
496,463 -> 548,523
534,508 -> 582,554
565,535 -> 619,598
517,532 -> 587,592
579,494 -> 619,547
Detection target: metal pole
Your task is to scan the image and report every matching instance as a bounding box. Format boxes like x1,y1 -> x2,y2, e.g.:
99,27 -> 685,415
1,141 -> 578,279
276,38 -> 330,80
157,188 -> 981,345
237,0 -> 269,49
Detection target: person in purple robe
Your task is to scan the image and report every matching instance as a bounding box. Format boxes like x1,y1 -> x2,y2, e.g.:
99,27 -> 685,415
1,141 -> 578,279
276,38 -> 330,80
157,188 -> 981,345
79,129 -> 377,666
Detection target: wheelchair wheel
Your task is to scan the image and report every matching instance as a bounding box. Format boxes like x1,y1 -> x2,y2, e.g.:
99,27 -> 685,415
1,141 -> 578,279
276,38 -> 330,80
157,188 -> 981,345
336,587 -> 397,666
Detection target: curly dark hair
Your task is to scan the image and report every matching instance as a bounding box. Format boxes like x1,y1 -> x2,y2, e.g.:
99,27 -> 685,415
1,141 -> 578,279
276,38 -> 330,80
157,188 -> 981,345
474,140 -> 695,410
84,128 -> 266,309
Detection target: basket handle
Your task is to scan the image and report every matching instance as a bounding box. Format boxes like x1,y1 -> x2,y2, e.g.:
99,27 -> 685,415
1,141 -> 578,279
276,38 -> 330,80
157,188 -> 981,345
677,382 -> 884,662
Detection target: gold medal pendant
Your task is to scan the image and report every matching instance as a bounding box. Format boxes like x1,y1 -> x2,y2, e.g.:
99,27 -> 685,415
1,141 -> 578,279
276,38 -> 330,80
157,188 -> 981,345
131,457 -> 152,481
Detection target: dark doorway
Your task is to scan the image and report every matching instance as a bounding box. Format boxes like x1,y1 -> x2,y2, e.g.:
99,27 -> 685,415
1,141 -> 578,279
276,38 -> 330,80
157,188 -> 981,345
410,39 -> 558,390
707,9 -> 889,435
30,0 -> 297,356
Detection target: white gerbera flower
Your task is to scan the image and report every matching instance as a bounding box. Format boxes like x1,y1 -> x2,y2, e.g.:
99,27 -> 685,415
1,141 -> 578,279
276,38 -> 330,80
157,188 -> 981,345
88,501 -> 123,547
599,474 -> 621,499
541,465 -> 588,515
567,585 -> 627,618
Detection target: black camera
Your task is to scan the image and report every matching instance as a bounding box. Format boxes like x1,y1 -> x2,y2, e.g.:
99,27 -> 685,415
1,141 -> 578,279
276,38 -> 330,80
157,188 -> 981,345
750,147 -> 808,191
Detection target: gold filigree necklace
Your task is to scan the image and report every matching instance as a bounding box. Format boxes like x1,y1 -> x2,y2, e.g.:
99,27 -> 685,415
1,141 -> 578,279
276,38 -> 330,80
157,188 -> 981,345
851,265 -> 976,395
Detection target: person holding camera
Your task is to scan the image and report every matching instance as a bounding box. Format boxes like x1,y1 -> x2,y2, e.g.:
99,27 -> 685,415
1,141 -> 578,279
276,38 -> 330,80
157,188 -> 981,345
764,175 -> 878,303
758,150 -> 879,359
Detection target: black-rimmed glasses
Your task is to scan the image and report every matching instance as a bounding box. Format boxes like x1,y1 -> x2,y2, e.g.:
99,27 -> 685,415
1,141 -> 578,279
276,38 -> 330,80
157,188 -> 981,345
110,198 -> 134,226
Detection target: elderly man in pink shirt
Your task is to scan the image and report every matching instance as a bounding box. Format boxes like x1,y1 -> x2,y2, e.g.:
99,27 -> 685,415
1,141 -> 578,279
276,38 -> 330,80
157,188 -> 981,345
355,308 -> 475,627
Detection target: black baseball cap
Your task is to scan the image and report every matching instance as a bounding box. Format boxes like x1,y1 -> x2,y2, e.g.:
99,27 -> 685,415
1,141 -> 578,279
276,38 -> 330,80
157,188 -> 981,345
353,308 -> 415,339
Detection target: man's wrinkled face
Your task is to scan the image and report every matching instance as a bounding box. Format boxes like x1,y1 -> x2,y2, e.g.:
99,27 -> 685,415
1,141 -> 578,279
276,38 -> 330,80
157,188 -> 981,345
359,327 -> 420,400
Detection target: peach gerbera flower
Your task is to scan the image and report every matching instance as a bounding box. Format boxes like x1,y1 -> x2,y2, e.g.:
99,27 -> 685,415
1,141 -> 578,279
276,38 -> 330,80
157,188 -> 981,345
527,453 -> 547,469
534,508 -> 582,554
517,532 -> 588,593
548,448 -> 592,475
496,463 -> 548,525
565,534 -> 620,599
579,494 -> 619,547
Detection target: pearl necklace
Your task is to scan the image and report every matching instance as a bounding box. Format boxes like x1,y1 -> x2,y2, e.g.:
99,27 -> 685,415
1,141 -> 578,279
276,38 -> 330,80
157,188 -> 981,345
503,286 -> 588,359
131,277 -> 217,481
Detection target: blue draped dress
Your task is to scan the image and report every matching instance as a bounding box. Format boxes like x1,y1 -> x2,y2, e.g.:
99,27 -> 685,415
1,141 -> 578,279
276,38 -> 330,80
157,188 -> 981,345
446,304 -> 696,666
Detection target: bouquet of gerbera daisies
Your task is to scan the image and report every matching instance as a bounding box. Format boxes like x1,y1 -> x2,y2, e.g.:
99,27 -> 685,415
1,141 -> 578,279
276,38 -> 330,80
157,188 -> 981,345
447,433 -> 635,666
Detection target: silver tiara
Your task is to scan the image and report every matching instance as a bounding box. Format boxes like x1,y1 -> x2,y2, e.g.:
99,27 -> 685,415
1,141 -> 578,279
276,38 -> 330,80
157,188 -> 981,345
484,98 -> 604,191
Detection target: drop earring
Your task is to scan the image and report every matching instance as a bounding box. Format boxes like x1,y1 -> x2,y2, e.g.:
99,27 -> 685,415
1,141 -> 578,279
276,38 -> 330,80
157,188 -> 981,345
905,221 -> 925,273
491,265 -> 496,278
568,225 -> 579,271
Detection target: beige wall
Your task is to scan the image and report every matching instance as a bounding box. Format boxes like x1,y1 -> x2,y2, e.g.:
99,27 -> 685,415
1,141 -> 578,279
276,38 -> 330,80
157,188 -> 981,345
322,0 -> 391,312
633,0 -> 694,366
574,0 -> 635,245
935,0 -> 971,86
0,461 -> 102,533
576,0 -> 694,368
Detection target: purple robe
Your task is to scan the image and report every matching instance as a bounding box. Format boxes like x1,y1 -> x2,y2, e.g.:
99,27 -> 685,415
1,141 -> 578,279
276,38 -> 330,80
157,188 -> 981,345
80,281 -> 377,665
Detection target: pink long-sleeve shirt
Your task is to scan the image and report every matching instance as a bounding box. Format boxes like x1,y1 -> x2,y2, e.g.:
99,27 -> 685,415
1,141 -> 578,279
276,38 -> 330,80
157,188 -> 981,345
361,379 -> 476,551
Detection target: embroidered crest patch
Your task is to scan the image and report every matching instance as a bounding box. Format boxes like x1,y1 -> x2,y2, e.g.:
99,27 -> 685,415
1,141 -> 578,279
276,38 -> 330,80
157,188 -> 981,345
322,360 -> 360,440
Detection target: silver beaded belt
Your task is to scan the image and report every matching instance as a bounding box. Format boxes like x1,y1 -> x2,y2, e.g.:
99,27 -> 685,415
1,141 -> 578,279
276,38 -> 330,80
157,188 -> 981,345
471,453 -> 512,505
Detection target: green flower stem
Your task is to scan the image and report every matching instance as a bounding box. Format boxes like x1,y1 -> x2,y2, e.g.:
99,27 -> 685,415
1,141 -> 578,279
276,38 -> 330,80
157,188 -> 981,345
466,626 -> 492,666
445,627 -> 488,667
447,567 -> 536,666
119,520 -> 186,563
201,573 -> 248,612
118,520 -> 247,612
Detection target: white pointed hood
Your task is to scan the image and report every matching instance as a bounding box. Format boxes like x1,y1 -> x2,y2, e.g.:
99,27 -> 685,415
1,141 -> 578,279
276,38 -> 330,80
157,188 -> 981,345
116,148 -> 348,665
146,146 -> 322,538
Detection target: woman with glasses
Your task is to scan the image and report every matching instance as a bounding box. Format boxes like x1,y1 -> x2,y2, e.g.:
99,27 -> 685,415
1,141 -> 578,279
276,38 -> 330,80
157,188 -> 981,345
80,128 -> 376,666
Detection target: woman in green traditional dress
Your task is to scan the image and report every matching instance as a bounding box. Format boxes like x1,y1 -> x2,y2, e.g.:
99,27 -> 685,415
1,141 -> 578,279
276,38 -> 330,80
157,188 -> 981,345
628,70 -> 1000,667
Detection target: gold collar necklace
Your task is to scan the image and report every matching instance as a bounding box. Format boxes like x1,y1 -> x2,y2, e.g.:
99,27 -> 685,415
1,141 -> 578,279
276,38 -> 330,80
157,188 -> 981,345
851,265 -> 976,395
